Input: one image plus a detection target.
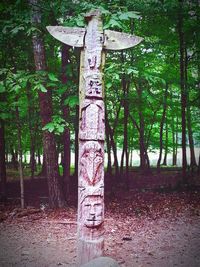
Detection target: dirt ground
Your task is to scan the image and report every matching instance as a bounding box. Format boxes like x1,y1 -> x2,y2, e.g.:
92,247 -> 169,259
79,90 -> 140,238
0,186 -> 200,267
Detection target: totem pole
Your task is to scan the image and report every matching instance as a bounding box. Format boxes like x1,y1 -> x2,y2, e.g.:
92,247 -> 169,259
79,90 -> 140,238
47,9 -> 143,266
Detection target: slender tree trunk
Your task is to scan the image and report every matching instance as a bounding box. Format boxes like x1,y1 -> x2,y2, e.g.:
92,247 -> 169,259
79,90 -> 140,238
129,148 -> 133,167
74,104 -> 79,180
178,0 -> 187,180
11,147 -> 18,169
138,93 -> 145,169
175,116 -> 178,165
26,83 -> 36,179
162,119 -> 168,166
61,44 -> 71,199
105,118 -> 112,175
136,81 -> 149,171
0,119 -> 7,201
171,92 -> 177,166
157,83 -> 168,170
120,147 -> 125,176
30,0 -> 65,208
122,74 -> 129,190
105,111 -> 119,179
172,117 -> 176,166
37,148 -> 41,165
16,107 -> 24,209
185,48 -> 197,170
105,111 -> 112,191
39,152 -> 46,176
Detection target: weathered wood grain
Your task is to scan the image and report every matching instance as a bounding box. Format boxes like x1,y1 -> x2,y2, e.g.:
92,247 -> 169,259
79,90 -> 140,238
77,11 -> 105,266
46,26 -> 85,47
104,30 -> 143,50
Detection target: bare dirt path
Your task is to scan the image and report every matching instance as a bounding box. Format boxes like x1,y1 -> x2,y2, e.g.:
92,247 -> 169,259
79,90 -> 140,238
0,191 -> 200,267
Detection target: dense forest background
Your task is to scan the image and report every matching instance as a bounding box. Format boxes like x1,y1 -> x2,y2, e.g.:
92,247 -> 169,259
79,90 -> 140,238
0,0 -> 199,208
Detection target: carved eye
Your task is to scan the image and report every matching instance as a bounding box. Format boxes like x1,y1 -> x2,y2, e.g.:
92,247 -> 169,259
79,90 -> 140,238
89,81 -> 93,86
94,203 -> 101,207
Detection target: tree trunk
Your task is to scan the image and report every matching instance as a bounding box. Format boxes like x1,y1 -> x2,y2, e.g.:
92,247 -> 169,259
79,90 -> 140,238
129,148 -> 133,167
11,147 -> 18,169
105,118 -> 112,175
178,0 -> 187,180
16,106 -> 25,209
39,152 -> 46,176
185,48 -> 197,170
61,44 -> 71,199
74,104 -> 79,181
105,111 -> 119,179
37,148 -> 41,165
137,82 -> 149,171
157,83 -> 168,170
29,0 -> 65,208
121,70 -> 129,190
26,83 -> 36,179
0,119 -> 7,201
171,92 -> 177,166
105,112 -> 112,191
162,119 -> 168,166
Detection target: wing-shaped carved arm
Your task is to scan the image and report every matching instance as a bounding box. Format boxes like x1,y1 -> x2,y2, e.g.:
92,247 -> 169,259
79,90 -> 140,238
46,26 -> 85,47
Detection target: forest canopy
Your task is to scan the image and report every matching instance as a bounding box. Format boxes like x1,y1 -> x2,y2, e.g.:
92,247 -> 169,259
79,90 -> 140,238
0,0 -> 199,207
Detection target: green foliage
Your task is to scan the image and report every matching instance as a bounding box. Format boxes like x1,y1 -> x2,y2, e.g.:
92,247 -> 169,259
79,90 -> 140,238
64,95 -> 79,108
0,0 -> 199,168
42,116 -> 67,134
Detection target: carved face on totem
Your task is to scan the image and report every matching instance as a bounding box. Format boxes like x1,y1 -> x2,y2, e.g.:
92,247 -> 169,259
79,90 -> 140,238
82,195 -> 103,228
80,141 -> 103,186
85,74 -> 102,98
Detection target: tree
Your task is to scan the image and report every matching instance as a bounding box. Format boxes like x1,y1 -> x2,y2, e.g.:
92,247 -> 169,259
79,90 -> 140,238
29,0 -> 65,208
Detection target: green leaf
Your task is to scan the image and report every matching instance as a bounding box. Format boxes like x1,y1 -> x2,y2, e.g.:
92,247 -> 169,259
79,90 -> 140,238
127,68 -> 139,75
64,95 -> 79,107
126,11 -> 141,19
11,25 -> 24,34
74,15 -> 85,27
48,73 -> 59,82
38,84 -> 47,92
106,82 -> 112,89
57,125 -> 65,133
118,12 -> 130,20
42,123 -> 54,132
0,113 -> 11,120
47,82 -> 57,87
0,82 -> 5,93
12,84 -> 21,93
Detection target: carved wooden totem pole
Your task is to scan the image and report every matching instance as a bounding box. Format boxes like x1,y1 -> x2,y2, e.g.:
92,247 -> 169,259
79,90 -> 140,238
47,9 -> 143,266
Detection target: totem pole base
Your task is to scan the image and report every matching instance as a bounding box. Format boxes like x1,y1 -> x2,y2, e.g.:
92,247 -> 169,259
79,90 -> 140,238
78,238 -> 104,266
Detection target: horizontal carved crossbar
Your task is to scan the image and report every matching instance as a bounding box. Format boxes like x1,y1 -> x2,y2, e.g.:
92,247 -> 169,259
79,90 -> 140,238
46,26 -> 143,50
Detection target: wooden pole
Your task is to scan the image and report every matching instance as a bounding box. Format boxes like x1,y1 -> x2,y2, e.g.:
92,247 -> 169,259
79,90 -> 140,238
46,9 -> 143,266
77,10 -> 105,265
